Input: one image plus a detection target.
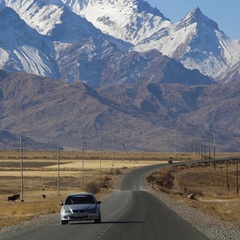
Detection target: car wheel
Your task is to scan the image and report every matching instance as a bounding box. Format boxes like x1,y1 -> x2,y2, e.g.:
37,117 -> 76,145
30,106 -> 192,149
94,214 -> 101,223
61,220 -> 68,225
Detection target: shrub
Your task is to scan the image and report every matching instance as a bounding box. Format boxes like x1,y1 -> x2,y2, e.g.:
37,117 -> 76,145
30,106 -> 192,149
85,181 -> 101,194
99,176 -> 112,189
156,171 -> 175,189
109,168 -> 121,175
146,175 -> 155,183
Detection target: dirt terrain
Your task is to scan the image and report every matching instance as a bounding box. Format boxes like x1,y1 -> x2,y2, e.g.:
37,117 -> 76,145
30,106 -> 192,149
147,158 -> 240,227
0,150 -> 239,228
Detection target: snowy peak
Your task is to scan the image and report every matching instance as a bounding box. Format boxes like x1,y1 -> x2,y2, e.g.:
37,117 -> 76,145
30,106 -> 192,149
182,7 -> 219,30
0,6 -> 59,79
133,6 -> 240,82
136,0 -> 169,20
4,0 -> 103,42
72,0 -> 172,44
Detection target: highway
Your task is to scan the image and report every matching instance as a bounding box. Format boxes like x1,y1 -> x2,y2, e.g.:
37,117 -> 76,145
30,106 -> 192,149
7,164 -> 209,240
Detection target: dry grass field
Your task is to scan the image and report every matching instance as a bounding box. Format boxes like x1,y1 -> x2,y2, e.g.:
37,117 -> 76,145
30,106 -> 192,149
148,156 -> 240,227
0,150 -> 239,227
0,150 -> 180,227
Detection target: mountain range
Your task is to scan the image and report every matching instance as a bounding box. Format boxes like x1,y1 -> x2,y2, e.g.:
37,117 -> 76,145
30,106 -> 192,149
0,0 -> 240,151
0,69 -> 239,151
1,0 -> 240,83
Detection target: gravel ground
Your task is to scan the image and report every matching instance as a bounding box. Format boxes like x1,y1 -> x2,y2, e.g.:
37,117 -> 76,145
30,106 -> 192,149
0,213 -> 59,240
142,179 -> 240,240
1,173 -> 240,240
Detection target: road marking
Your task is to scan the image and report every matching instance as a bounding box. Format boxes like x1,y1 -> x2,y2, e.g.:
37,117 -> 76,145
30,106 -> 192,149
97,223 -> 113,239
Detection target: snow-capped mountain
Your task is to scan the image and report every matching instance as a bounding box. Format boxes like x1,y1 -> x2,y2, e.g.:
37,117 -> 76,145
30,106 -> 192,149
4,0 -> 171,45
0,6 -> 60,79
133,8 -> 240,82
0,1 -> 130,82
0,0 -> 215,87
1,0 -> 240,83
56,1 -> 240,82
61,0 -> 172,45
4,0 -> 102,42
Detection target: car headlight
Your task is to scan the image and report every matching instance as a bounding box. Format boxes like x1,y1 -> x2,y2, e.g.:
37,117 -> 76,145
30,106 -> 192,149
63,209 -> 72,214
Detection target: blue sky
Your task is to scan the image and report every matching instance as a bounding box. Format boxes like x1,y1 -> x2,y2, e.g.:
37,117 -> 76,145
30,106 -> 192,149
148,0 -> 240,40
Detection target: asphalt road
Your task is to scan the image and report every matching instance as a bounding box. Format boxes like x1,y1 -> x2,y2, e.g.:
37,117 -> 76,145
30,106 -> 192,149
7,164 -> 209,240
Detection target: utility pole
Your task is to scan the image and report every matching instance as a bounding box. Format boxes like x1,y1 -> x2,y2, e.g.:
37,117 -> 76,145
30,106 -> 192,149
220,165 -> 224,195
213,133 -> 216,169
20,136 -> 24,202
204,141 -> 206,159
57,146 -> 60,196
112,133 -> 114,166
237,160 -> 239,194
82,140 -> 85,183
121,130 -> 124,162
226,161 -> 229,194
174,132 -> 177,153
208,141 -> 211,160
99,132 -> 102,172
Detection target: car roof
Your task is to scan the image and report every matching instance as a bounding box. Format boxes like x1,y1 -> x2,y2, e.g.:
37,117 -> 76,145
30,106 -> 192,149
67,192 -> 94,197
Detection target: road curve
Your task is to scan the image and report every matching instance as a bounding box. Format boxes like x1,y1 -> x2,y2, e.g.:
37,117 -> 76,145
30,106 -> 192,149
6,164 -> 209,240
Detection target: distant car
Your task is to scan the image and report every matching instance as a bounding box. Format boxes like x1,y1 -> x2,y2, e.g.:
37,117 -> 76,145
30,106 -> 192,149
60,192 -> 102,225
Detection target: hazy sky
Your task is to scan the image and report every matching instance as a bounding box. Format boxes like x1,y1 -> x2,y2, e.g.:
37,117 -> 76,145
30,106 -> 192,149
148,0 -> 240,40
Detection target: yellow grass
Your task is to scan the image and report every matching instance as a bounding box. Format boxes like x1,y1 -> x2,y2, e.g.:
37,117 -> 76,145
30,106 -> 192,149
0,150 -> 239,227
0,150 -> 176,227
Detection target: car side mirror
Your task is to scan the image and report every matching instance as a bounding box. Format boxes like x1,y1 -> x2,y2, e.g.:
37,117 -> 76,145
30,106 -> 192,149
97,201 -> 101,204
59,202 -> 64,206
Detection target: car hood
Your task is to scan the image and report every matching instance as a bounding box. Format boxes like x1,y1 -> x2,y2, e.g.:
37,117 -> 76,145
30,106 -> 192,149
63,204 -> 96,211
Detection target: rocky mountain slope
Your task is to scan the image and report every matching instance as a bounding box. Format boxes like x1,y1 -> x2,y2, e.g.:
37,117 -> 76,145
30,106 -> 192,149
0,70 -> 239,151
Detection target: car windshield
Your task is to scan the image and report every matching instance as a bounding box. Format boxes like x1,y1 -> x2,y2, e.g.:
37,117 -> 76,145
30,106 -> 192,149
65,195 -> 96,205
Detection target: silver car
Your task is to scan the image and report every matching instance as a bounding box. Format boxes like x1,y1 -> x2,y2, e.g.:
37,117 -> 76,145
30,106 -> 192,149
60,192 -> 102,225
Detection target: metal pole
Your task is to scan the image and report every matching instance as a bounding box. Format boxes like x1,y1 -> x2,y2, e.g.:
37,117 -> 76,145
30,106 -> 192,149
175,132 -> 177,153
204,141 -> 207,159
57,146 -> 60,196
112,133 -> 114,166
20,136 -> 24,202
99,132 -> 102,172
208,141 -> 211,160
237,160 -> 239,194
226,161 -> 229,194
220,166 -> 224,195
213,133 -> 216,169
82,141 -> 84,183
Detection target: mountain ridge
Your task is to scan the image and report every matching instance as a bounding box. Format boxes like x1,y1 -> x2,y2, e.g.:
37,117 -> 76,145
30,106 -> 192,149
0,70 -> 239,151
